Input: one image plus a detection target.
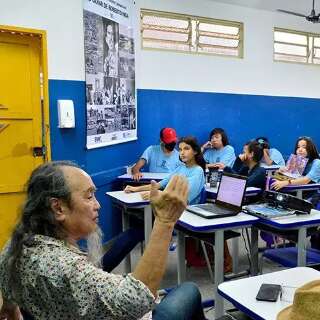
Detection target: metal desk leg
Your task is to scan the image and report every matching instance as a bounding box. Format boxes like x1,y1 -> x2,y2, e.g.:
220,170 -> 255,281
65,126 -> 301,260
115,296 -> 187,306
231,237 -> 239,274
250,227 -> 259,276
214,229 -> 224,319
121,208 -> 131,273
177,230 -> 186,284
297,227 -> 307,266
144,205 -> 152,244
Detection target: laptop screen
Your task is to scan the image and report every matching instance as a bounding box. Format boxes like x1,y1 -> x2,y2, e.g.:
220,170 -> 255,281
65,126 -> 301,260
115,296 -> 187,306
216,173 -> 247,207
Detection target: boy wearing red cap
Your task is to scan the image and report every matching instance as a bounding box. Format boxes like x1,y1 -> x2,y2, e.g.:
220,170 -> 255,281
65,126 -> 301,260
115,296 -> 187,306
131,128 -> 182,181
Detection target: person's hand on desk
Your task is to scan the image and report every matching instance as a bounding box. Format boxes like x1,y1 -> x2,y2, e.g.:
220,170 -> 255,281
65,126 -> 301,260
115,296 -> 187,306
132,171 -> 143,181
140,191 -> 151,200
150,176 -> 188,227
124,185 -> 138,193
213,162 -> 225,170
271,179 -> 289,191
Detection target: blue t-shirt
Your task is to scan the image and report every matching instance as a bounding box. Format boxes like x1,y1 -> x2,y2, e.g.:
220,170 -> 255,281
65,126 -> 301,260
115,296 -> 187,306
141,145 -> 181,173
159,164 -> 205,205
203,145 -> 235,167
305,159 -> 320,183
261,148 -> 285,166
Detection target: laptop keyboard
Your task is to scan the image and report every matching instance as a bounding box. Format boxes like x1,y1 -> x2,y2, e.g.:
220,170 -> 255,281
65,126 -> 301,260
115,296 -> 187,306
195,204 -> 236,214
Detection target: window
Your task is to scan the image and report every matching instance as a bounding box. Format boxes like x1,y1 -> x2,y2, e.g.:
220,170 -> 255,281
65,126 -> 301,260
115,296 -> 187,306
141,9 -> 243,58
274,27 -> 320,65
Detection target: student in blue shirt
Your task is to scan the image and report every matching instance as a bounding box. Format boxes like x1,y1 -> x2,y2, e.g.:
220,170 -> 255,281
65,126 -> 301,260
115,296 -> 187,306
272,136 -> 320,190
131,128 -> 181,181
256,137 -> 285,166
125,136 -> 205,205
201,128 -> 235,169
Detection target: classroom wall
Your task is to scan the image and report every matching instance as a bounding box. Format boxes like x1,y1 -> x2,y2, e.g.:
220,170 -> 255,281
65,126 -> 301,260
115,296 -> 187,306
1,0 -> 320,238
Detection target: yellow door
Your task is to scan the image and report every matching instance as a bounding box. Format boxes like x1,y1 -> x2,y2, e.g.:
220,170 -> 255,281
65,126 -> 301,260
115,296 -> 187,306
0,27 -> 50,248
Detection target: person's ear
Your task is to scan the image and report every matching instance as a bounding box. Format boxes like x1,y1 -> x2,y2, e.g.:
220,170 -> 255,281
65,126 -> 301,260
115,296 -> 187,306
50,198 -> 67,222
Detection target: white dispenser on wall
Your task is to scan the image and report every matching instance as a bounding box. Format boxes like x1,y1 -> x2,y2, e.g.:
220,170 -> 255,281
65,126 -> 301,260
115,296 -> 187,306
57,100 -> 75,128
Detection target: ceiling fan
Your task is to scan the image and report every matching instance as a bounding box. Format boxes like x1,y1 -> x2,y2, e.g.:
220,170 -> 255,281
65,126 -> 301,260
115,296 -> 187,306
278,0 -> 320,23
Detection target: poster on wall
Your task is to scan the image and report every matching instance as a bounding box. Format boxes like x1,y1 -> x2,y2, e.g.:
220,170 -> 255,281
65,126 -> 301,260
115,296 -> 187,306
83,0 -> 136,149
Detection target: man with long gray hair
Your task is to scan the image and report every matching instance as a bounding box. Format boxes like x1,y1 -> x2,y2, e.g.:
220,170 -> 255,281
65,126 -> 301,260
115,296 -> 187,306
0,161 -> 206,320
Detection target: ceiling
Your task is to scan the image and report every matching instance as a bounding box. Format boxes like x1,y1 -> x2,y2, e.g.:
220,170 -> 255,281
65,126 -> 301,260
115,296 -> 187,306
211,0 -> 317,15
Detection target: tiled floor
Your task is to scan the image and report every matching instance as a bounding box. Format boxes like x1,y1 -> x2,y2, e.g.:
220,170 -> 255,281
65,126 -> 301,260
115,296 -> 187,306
113,233 -> 293,319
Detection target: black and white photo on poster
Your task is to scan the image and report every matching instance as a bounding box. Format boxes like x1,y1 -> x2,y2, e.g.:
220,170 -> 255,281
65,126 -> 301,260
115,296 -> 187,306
83,0 -> 136,149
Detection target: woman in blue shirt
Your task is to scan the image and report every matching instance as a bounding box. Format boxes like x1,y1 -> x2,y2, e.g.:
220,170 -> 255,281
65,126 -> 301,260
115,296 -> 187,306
125,136 -> 206,205
272,136 -> 320,190
201,128 -> 235,169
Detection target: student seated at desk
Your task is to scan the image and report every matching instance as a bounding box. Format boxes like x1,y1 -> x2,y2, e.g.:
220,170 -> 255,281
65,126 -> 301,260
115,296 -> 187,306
224,140 -> 266,191
131,127 -> 181,181
125,136 -> 205,205
0,161 -> 206,320
271,136 -> 320,191
256,136 -> 285,166
201,128 -> 235,170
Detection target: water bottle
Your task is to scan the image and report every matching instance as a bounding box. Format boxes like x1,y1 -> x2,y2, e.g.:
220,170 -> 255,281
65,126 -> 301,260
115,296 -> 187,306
210,170 -> 219,188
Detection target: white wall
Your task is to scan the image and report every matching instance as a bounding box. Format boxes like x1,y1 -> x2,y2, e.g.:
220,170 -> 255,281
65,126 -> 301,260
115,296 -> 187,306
1,0 -> 320,98
0,0 -> 85,81
136,0 -> 320,98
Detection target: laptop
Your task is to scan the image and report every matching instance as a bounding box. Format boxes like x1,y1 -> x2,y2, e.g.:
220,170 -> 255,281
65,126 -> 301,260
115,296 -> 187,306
186,172 -> 247,219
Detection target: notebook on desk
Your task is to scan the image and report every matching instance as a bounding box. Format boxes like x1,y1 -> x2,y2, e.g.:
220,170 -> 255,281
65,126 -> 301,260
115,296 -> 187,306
186,172 -> 247,219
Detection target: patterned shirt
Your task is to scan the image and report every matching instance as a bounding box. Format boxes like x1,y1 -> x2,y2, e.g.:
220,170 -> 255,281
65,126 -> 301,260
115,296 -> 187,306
0,235 -> 154,320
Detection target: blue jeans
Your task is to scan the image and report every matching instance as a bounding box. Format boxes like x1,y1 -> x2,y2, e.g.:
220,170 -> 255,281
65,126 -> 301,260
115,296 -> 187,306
102,227 -> 144,272
153,282 -> 206,320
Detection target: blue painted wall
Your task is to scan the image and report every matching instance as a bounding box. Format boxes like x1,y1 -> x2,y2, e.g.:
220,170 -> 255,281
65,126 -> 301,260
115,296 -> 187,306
48,81 -> 320,239
137,89 -> 320,158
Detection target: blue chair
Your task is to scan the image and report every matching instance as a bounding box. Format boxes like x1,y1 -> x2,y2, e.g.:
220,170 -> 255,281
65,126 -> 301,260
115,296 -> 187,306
262,246 -> 320,269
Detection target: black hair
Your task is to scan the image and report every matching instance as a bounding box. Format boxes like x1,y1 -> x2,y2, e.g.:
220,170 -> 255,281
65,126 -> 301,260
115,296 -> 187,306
5,160 -> 79,300
294,136 -> 320,162
256,136 -> 270,149
247,140 -> 264,163
178,136 -> 206,171
209,128 -> 229,146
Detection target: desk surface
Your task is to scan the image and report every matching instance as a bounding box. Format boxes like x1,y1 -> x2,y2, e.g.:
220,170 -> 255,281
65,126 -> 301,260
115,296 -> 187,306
281,183 -> 320,192
218,267 -> 320,320
106,191 -> 149,206
117,172 -> 168,182
177,211 -> 259,232
255,208 -> 320,229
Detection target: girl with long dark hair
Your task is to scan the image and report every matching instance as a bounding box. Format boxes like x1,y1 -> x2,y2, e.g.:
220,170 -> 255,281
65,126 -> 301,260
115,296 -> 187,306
125,136 -> 206,205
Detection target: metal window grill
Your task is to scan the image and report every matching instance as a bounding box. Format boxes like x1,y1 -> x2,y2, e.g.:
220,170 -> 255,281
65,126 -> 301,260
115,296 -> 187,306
274,28 -> 320,65
141,9 -> 243,58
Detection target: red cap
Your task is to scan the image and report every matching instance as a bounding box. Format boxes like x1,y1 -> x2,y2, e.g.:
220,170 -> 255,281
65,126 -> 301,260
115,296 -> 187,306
161,128 -> 177,144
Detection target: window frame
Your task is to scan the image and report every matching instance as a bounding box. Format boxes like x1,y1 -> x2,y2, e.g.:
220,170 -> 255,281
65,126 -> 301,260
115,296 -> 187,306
140,8 -> 244,59
274,27 -> 320,66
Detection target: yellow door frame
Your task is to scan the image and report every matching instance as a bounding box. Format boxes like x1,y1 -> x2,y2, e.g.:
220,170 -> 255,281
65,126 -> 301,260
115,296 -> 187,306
0,24 -> 51,161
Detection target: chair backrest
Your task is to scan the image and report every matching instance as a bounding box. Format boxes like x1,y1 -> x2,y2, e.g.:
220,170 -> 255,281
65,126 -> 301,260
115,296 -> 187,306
199,187 -> 207,204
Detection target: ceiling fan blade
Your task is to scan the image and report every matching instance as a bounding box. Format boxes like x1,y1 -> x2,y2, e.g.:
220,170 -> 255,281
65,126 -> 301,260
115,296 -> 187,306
277,9 -> 307,18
